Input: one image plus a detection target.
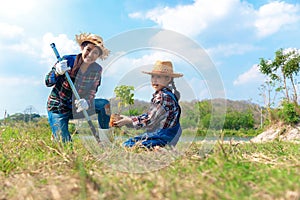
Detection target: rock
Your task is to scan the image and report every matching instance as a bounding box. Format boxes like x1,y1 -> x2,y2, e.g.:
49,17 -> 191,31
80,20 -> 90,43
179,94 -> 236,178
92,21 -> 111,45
251,124 -> 300,143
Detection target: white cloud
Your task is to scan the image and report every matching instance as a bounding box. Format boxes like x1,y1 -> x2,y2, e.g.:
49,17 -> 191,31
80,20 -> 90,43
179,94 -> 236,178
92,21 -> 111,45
0,76 -> 40,86
207,43 -> 259,57
130,0 -> 240,37
0,23 -> 24,39
148,30 -> 214,71
130,0 -> 300,39
254,1 -> 300,37
233,64 -> 265,85
1,32 -> 79,65
128,12 -> 144,19
104,51 -> 178,78
40,33 -> 79,65
7,40 -> 38,57
0,0 -> 38,18
187,77 -> 211,99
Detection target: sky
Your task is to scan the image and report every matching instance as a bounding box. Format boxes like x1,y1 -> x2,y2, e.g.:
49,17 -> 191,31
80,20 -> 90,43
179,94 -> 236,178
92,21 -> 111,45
1,0 -> 300,118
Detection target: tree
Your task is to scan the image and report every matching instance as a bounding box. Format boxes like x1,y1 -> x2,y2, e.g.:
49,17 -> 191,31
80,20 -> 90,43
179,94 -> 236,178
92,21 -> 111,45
223,110 -> 254,130
258,79 -> 281,123
259,48 -> 300,103
196,100 -> 212,118
195,100 -> 212,129
281,48 -> 300,103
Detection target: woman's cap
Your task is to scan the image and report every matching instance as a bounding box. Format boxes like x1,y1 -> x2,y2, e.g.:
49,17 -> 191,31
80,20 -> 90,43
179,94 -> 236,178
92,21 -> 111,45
75,33 -> 110,60
142,60 -> 183,78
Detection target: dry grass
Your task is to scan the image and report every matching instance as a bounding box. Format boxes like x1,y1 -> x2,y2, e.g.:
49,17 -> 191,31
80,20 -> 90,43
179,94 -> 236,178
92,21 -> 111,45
1,121 -> 300,200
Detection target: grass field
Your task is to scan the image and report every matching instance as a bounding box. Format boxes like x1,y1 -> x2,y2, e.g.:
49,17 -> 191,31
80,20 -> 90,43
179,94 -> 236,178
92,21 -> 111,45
1,120 -> 300,200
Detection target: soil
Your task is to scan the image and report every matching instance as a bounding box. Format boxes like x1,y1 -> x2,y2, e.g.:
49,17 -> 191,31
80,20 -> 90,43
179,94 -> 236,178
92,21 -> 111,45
109,113 -> 122,127
251,123 -> 300,143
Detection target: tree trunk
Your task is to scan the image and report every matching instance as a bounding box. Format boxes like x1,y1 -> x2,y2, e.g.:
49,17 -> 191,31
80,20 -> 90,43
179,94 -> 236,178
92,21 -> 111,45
290,75 -> 298,104
282,69 -> 290,102
267,88 -> 272,123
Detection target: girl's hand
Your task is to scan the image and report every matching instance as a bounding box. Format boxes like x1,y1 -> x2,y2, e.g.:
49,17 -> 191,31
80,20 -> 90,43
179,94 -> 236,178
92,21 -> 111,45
114,115 -> 132,127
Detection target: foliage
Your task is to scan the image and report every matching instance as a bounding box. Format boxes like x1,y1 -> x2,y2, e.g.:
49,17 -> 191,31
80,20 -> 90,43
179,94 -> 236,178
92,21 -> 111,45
258,48 -> 300,103
180,109 -> 199,129
188,100 -> 255,131
196,100 -> 212,117
3,113 -> 41,123
114,85 -> 135,114
223,110 -> 254,130
221,128 -> 261,137
278,100 -> 300,124
258,80 -> 282,123
122,108 -> 143,116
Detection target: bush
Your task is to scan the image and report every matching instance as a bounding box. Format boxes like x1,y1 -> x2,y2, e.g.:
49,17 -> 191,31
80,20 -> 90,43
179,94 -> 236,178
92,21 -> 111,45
278,101 -> 300,124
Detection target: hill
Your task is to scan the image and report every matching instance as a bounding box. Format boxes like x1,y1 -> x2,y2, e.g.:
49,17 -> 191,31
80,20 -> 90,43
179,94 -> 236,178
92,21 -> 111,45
1,98 -> 263,129
109,97 -> 263,128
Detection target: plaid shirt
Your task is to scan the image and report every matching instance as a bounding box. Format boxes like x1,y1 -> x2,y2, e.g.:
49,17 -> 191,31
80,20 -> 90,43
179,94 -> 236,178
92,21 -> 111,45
45,54 -> 102,114
131,87 -> 181,130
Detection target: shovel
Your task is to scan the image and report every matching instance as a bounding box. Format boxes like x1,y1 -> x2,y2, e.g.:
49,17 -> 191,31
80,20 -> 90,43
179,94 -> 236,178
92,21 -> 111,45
50,43 -> 101,144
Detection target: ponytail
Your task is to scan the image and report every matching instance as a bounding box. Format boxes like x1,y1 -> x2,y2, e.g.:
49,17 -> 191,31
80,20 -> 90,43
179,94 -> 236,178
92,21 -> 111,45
170,79 -> 181,101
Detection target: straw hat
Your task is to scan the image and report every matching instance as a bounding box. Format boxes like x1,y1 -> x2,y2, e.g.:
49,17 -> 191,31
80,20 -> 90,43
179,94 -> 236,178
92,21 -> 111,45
75,33 -> 110,60
142,60 -> 183,78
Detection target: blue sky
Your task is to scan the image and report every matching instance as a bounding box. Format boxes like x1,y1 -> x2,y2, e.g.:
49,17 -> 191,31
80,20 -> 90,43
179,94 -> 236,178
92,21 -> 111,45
1,0 -> 300,118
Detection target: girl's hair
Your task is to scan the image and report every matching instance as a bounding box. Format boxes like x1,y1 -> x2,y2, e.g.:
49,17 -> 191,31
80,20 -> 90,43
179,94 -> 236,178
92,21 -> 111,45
170,78 -> 181,101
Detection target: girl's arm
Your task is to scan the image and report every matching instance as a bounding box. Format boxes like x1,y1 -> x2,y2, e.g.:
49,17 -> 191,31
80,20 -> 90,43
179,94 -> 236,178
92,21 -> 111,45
132,103 -> 167,129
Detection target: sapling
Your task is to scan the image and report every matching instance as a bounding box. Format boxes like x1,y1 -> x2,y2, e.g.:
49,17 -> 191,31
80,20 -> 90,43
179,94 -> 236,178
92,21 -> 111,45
109,85 -> 135,127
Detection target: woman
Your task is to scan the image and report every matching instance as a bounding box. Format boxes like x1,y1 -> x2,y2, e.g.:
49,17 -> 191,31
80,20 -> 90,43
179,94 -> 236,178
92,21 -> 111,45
114,60 -> 183,149
45,33 -> 109,142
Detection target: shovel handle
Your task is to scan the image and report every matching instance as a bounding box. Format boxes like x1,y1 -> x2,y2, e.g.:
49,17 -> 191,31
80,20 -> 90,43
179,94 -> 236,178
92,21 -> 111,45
50,43 -> 100,143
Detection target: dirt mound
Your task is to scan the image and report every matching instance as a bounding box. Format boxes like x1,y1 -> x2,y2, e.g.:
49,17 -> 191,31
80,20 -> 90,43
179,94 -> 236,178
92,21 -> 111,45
251,123 -> 300,143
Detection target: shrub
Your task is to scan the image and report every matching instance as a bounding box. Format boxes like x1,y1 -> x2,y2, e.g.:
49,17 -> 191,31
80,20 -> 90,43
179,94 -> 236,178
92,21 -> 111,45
278,101 -> 300,124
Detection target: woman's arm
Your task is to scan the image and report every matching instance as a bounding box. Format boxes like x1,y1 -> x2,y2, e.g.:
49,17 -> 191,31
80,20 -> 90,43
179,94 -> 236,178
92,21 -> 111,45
45,67 -> 58,87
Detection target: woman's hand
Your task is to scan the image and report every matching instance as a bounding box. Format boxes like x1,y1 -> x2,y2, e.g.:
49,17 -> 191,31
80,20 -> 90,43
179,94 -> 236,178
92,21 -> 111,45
55,60 -> 70,75
75,99 -> 89,112
114,115 -> 132,127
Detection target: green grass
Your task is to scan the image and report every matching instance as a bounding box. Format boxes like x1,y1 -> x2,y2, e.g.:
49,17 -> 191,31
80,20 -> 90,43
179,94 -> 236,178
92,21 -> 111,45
0,120 -> 299,200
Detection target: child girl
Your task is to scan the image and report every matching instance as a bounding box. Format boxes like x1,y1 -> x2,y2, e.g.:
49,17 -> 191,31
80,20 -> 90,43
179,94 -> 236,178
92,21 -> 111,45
114,60 -> 183,149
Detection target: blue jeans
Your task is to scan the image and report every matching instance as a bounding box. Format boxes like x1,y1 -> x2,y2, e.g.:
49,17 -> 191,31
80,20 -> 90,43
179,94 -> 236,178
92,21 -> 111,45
94,98 -> 110,129
48,98 -> 111,142
47,111 -> 72,142
123,123 -> 182,149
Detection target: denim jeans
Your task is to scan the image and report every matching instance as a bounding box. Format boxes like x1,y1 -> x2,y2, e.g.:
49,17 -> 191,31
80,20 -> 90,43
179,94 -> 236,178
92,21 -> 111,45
47,98 -> 111,142
47,111 -> 72,143
94,98 -> 110,129
123,123 -> 182,148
